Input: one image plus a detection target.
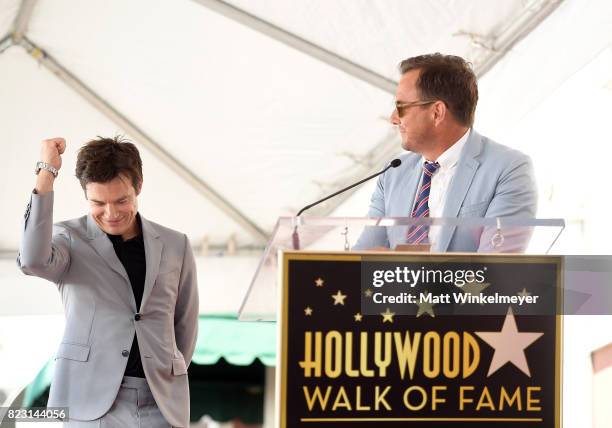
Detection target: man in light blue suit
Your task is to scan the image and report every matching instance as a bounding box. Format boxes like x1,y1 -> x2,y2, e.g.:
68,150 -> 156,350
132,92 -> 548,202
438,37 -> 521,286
355,54 -> 537,252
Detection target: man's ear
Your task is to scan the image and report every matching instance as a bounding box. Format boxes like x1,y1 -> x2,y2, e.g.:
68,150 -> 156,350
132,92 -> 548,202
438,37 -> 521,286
136,180 -> 143,196
432,101 -> 447,126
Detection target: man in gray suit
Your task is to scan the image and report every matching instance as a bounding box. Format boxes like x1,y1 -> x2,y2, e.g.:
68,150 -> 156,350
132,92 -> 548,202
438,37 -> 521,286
18,136 -> 199,427
355,53 -> 537,252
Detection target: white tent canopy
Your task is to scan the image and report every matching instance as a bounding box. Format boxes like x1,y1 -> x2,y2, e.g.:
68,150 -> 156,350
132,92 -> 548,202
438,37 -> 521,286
0,0 -> 565,252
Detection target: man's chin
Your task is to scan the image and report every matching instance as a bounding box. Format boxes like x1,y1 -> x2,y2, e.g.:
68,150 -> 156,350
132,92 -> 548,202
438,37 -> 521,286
98,221 -> 126,235
401,138 -> 420,153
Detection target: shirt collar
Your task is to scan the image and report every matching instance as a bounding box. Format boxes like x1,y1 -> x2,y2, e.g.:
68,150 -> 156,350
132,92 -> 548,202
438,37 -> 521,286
423,128 -> 470,170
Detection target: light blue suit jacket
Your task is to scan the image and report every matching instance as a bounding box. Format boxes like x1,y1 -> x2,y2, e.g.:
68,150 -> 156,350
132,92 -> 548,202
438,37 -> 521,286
355,129 -> 537,252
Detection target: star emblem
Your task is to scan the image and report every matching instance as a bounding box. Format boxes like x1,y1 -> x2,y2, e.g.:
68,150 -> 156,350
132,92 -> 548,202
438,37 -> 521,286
475,307 -> 544,377
304,306 -> 313,316
331,290 -> 347,306
354,313 -> 363,322
517,288 -> 531,298
460,280 -> 491,305
416,290 -> 436,318
381,308 -> 395,323
364,289 -> 373,298
315,278 -> 324,287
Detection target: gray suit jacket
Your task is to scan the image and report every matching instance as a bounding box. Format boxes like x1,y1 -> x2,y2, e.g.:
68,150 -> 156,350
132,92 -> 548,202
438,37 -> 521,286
17,192 -> 199,428
355,129 -> 537,252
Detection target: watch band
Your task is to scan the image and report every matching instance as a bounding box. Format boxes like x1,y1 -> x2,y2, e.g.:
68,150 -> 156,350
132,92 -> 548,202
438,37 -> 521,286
35,161 -> 58,178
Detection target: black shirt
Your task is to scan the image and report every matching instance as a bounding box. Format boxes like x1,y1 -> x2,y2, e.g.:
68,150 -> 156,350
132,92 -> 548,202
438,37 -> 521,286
107,214 -> 146,378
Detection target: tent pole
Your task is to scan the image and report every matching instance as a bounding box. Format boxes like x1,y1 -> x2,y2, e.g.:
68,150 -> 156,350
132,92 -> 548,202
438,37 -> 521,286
191,0 -> 396,94
11,0 -> 37,43
0,33 -> 12,54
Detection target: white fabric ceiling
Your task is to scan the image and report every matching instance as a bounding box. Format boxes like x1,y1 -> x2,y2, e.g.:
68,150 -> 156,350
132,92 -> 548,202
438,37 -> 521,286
224,0 -> 522,80
0,0 -> 557,251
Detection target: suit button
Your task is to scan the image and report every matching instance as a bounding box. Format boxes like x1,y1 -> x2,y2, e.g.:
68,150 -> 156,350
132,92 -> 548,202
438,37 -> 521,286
122,350 -> 129,357
134,313 -> 141,321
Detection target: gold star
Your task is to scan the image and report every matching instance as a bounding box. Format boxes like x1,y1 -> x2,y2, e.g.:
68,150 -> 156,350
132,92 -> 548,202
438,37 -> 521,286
315,278 -> 324,287
304,306 -> 313,316
381,308 -> 395,323
460,280 -> 491,305
331,290 -> 347,306
517,288 -> 531,298
364,289 -> 373,297
475,307 -> 543,377
354,313 -> 363,322
416,290 -> 436,318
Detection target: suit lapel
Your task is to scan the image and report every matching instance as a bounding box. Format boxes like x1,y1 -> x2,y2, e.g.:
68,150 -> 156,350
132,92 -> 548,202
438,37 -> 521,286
87,215 -> 136,310
436,130 -> 483,252
140,215 -> 162,310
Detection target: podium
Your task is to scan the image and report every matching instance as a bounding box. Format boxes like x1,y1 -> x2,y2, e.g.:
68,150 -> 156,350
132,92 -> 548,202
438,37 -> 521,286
241,217 -> 566,428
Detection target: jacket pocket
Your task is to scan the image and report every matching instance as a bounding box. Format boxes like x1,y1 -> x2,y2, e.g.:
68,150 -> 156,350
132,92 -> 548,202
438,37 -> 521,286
55,342 -> 90,362
172,357 -> 187,375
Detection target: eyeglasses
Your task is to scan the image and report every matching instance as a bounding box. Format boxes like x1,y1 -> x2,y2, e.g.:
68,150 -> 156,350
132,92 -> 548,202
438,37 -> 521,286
395,99 -> 436,117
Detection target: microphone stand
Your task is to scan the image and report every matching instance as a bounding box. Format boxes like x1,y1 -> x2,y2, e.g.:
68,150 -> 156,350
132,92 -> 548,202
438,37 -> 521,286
291,159 -> 402,250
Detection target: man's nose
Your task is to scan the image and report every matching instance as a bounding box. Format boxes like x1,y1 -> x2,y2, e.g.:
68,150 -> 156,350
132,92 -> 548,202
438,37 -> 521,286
106,204 -> 119,218
390,109 -> 400,125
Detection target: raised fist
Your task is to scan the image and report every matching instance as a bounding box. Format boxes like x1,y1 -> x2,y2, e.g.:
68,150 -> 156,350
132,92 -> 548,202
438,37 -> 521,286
40,138 -> 66,171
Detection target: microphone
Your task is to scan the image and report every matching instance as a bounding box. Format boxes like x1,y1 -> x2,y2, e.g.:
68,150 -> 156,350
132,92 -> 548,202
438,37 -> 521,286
296,158 -> 402,216
292,159 -> 402,249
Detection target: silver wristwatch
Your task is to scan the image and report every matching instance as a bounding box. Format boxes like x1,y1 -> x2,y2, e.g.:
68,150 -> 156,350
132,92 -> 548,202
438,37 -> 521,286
34,161 -> 58,178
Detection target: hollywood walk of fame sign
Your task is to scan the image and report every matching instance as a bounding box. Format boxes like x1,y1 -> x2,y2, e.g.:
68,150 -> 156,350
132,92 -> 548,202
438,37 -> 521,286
278,252 -> 562,428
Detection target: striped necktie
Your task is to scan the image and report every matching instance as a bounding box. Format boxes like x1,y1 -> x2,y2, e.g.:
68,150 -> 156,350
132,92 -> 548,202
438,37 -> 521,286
406,161 -> 440,244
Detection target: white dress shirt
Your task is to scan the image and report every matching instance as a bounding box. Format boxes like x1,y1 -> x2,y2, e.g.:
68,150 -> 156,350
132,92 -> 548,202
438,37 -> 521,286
412,129 -> 470,245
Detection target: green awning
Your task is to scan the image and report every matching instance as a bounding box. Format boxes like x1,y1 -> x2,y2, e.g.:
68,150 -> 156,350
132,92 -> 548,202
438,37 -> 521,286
23,314 -> 276,408
192,314 -> 276,366
23,356 -> 55,408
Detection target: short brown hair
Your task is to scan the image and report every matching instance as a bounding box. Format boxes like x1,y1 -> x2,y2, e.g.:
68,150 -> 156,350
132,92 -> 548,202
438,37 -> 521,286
399,53 -> 478,127
75,136 -> 143,191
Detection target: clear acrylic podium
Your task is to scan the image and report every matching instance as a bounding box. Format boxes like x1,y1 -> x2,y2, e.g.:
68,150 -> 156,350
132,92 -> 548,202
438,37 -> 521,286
238,216 -> 565,321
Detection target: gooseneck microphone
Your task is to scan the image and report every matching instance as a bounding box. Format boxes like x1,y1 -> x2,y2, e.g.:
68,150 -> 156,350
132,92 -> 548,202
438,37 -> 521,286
292,159 -> 402,249
296,158 -> 402,216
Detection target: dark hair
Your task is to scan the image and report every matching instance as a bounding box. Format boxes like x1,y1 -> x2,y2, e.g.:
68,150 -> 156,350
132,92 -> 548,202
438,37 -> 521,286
75,136 -> 143,191
399,53 -> 478,127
